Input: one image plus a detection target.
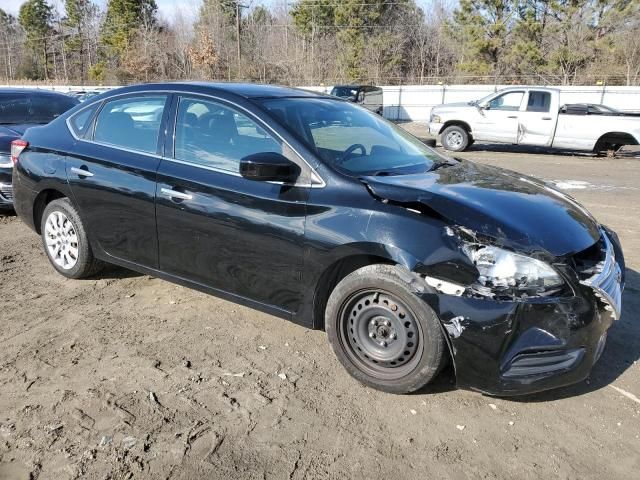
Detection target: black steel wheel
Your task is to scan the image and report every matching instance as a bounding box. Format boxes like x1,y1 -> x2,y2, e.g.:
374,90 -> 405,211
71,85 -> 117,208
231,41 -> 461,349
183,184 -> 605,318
325,264 -> 446,394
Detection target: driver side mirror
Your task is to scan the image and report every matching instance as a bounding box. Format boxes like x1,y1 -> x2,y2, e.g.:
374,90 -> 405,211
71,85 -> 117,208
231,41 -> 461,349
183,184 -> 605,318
479,102 -> 490,110
240,152 -> 301,183
357,91 -> 365,103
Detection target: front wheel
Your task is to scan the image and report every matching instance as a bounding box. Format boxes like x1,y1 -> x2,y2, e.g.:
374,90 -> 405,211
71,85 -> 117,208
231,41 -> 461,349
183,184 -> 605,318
325,264 -> 446,394
41,198 -> 104,279
441,125 -> 470,152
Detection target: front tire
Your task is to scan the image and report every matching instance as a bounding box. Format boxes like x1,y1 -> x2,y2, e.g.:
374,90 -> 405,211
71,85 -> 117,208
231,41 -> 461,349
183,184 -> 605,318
41,198 -> 104,279
441,125 -> 470,152
325,264 -> 446,394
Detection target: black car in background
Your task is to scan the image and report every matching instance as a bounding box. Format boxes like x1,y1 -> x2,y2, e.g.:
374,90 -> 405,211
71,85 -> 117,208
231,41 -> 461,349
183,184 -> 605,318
0,89 -> 79,208
330,85 -> 384,115
12,82 -> 624,396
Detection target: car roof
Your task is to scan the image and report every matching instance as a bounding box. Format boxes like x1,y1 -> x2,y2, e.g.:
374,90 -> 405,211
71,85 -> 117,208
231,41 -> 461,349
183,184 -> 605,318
0,88 -> 75,98
104,82 -> 327,100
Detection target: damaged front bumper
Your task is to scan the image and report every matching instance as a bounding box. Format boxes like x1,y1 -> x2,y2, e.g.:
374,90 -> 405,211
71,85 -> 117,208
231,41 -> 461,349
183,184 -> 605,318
417,229 -> 625,396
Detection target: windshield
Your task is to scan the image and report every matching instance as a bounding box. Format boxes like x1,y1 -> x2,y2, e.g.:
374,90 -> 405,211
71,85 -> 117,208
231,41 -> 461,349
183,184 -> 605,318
0,93 -> 78,124
330,86 -> 359,100
259,97 -> 448,176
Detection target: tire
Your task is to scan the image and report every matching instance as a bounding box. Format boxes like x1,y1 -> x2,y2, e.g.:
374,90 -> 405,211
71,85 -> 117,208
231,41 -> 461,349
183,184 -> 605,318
325,264 -> 446,394
41,197 -> 104,279
441,125 -> 470,152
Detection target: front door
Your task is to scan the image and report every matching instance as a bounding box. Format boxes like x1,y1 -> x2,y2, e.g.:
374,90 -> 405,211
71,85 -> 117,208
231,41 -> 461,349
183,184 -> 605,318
155,95 -> 308,313
66,94 -> 170,267
475,90 -> 524,143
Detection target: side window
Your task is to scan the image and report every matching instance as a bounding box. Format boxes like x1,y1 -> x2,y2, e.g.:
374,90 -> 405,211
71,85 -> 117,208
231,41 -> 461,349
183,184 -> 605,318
0,94 -> 29,123
69,103 -> 99,138
29,95 -> 77,123
527,91 -> 551,112
174,97 -> 282,173
94,96 -> 167,153
489,91 -> 524,111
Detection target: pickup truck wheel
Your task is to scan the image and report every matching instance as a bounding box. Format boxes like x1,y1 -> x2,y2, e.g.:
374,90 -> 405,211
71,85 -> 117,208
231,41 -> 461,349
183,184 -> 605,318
41,198 -> 105,279
441,125 -> 469,152
325,264 -> 446,394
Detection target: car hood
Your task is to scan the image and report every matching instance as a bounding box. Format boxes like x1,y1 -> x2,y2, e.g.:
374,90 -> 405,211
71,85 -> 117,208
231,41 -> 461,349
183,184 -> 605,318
362,160 -> 601,257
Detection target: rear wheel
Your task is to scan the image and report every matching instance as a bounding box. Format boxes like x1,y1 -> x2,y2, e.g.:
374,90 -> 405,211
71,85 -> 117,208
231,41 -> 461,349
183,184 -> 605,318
441,125 -> 470,152
41,198 -> 104,279
325,264 -> 446,394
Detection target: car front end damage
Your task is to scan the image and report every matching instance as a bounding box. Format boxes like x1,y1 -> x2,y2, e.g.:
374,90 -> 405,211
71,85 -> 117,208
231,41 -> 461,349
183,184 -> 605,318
411,225 -> 624,396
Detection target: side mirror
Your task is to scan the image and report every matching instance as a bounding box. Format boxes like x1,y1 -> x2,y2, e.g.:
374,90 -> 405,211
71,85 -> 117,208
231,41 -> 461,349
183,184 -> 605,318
479,102 -> 489,110
240,152 -> 301,183
357,91 -> 365,103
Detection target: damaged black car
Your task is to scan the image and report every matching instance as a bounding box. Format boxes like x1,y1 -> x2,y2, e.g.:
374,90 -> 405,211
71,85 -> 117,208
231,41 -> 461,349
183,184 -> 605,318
12,83 -> 624,396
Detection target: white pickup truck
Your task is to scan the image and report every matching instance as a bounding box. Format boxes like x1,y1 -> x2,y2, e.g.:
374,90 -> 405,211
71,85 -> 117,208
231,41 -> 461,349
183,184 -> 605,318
428,87 -> 640,154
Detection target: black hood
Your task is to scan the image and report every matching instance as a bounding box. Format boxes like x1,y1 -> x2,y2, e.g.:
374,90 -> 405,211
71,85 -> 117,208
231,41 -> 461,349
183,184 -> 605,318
363,160 -> 600,257
0,124 -> 30,153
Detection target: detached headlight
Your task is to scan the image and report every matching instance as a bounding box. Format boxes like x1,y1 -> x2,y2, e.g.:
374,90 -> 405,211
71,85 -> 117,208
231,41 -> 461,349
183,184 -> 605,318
431,114 -> 442,123
463,245 -> 563,292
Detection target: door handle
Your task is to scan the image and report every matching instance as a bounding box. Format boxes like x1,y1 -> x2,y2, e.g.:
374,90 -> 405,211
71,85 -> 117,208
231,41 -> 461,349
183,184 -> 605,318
542,117 -> 552,120
507,115 -> 518,119
160,188 -> 193,201
70,166 -> 94,177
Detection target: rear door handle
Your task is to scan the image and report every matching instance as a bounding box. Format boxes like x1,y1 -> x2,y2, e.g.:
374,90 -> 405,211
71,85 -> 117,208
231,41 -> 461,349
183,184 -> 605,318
160,188 -> 193,201
70,167 -> 94,177
507,115 -> 518,119
542,117 -> 552,120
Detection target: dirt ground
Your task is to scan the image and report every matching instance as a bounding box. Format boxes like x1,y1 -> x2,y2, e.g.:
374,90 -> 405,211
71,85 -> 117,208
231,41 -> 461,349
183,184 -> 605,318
1,123 -> 639,480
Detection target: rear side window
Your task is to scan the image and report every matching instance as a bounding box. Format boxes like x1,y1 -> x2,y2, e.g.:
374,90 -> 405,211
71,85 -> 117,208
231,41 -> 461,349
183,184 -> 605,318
173,97 -> 281,173
93,96 -> 167,153
527,91 -> 551,112
0,93 -> 77,124
69,103 -> 99,138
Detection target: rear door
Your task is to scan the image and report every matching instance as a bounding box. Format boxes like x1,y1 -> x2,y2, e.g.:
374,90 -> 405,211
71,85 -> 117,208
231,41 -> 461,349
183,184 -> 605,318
474,90 -> 524,143
155,95 -> 309,313
66,93 -> 170,268
517,90 -> 557,146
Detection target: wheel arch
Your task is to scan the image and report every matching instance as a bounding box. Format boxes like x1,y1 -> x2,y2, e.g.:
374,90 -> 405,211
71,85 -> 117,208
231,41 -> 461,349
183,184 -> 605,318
32,188 -> 68,234
310,243 -> 422,330
593,131 -> 639,152
439,120 -> 472,136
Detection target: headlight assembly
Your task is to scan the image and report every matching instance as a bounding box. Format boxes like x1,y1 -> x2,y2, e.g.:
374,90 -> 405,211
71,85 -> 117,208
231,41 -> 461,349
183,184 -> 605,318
431,114 -> 442,123
462,244 -> 564,294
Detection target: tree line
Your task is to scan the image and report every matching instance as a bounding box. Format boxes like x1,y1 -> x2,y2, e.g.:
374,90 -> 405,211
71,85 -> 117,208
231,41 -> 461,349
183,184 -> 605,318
1,0 -> 639,86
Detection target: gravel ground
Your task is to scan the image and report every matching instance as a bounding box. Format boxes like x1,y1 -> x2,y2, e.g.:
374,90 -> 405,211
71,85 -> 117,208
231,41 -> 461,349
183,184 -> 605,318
0,124 -> 639,479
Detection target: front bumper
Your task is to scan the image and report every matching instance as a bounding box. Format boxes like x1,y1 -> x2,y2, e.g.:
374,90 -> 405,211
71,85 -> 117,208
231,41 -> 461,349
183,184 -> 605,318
428,122 -> 444,136
421,230 -> 625,396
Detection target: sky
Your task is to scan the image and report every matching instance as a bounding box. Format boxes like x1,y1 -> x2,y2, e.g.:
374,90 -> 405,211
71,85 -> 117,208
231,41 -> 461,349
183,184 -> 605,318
2,0 -> 206,22
2,0 -> 443,23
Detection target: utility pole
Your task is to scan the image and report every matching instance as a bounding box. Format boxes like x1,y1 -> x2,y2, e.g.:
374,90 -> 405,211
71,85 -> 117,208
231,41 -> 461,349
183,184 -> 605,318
236,3 -> 248,79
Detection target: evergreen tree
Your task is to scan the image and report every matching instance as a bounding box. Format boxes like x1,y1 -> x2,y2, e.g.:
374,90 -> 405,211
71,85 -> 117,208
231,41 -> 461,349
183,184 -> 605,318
18,0 -> 53,80
101,0 -> 157,61
448,0 -> 515,80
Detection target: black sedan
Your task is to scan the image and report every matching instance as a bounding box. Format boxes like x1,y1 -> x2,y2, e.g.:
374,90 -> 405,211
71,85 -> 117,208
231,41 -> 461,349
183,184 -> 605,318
0,88 -> 79,208
12,82 -> 624,396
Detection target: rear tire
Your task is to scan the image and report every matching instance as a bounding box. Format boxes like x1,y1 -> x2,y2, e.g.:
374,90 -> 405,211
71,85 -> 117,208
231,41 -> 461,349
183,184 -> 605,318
325,264 -> 446,394
441,125 -> 470,152
41,198 -> 104,279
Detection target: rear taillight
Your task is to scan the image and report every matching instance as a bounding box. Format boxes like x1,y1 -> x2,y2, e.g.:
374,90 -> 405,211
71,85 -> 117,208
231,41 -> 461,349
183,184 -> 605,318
10,139 -> 28,165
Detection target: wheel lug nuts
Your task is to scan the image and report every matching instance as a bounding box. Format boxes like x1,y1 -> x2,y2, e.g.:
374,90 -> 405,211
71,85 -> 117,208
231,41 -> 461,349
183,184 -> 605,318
369,332 -> 375,338
391,333 -> 397,339
382,341 -> 387,347
384,320 -> 391,327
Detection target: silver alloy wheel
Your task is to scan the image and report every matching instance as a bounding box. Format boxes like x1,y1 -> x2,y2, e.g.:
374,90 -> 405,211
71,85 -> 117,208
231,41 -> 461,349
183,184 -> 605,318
445,130 -> 464,149
44,211 -> 79,270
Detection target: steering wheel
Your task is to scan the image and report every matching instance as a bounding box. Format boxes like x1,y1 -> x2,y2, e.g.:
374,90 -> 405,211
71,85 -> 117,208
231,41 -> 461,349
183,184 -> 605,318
337,143 -> 367,165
